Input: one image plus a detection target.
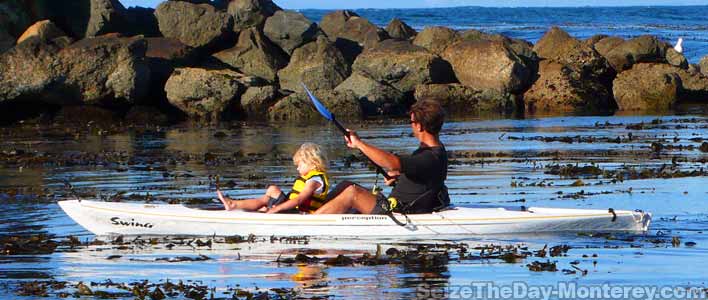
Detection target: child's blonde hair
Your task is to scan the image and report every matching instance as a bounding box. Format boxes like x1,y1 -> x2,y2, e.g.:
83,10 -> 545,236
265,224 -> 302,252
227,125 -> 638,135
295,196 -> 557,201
293,143 -> 328,172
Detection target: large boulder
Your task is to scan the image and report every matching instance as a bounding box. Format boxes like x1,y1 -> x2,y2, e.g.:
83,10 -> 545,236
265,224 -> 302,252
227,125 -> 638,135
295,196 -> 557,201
0,37 -> 64,103
612,63 -> 681,111
665,47 -> 688,69
228,0 -> 281,31
268,89 -> 362,122
16,20 -> 66,44
154,1 -> 233,49
86,0 -> 127,37
277,36 -> 351,92
240,85 -> 279,119
335,72 -> 407,115
1,35 -> 151,106
459,29 -> 538,73
442,40 -> 531,94
414,83 -> 518,113
385,18 -> 416,40
352,40 -> 455,94
700,56 -> 708,77
604,35 -> 667,72
674,67 -> 708,101
592,36 -> 624,58
165,67 -> 254,121
523,60 -> 613,113
412,26 -> 459,55
320,10 -> 388,50
56,35 -> 151,105
213,27 -> 288,82
263,10 -> 318,55
533,27 -> 611,79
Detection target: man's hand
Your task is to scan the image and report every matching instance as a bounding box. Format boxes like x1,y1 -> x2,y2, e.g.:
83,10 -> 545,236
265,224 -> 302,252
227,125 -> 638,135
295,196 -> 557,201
344,129 -> 362,149
384,170 -> 400,186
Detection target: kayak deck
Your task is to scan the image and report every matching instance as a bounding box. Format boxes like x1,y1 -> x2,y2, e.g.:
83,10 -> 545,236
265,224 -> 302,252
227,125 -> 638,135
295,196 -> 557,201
58,200 -> 651,237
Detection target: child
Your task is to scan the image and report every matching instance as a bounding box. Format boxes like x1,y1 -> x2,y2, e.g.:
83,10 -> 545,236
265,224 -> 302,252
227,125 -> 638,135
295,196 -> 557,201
217,143 -> 330,214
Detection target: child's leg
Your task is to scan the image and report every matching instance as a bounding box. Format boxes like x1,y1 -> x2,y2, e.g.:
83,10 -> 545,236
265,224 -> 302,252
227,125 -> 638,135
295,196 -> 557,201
218,186 -> 283,211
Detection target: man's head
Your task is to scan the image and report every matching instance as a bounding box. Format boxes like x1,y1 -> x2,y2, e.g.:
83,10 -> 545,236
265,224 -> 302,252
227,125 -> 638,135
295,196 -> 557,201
409,100 -> 445,136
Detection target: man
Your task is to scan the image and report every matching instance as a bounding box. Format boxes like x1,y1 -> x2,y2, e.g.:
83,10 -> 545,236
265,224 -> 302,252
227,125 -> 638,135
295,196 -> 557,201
314,100 -> 449,215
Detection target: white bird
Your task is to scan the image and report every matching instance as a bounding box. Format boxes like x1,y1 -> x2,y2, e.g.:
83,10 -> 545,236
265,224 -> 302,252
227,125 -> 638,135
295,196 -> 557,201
674,37 -> 683,53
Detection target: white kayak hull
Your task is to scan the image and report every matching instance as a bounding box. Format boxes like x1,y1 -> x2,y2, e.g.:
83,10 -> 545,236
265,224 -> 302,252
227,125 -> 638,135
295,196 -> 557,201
58,200 -> 651,238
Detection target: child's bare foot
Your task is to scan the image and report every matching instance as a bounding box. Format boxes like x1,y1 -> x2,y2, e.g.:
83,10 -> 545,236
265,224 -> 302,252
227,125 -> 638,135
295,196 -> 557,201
217,190 -> 235,210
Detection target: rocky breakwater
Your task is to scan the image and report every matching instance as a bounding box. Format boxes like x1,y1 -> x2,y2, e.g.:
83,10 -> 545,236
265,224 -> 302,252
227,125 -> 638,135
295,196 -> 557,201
2,1 -> 708,126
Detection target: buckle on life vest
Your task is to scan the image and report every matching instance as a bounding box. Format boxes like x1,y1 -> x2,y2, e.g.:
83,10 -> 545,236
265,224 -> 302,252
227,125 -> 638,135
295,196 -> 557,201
386,197 -> 398,211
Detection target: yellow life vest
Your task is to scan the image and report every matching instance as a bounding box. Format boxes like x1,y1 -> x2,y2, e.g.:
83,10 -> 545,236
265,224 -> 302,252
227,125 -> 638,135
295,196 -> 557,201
288,170 -> 330,213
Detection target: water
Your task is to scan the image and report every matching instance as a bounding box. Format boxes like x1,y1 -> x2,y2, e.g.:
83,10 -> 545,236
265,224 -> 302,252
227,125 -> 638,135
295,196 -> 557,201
300,6 -> 708,63
1,114 -> 707,299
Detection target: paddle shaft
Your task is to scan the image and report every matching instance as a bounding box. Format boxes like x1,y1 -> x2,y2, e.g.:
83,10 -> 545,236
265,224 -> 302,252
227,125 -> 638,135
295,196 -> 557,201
331,116 -> 393,181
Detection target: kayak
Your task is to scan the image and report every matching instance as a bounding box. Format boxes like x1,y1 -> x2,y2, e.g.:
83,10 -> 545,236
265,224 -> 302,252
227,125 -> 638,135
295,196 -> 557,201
58,200 -> 651,237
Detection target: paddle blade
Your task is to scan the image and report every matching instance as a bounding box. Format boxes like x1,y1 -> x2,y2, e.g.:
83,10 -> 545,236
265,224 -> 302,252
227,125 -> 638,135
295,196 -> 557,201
301,83 -> 333,121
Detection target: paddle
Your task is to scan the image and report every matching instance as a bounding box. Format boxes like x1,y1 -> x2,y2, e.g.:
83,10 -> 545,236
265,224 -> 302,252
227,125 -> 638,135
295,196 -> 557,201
301,83 -> 392,180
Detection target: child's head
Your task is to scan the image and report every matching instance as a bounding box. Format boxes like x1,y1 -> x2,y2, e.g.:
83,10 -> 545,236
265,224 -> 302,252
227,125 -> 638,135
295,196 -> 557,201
293,143 -> 328,175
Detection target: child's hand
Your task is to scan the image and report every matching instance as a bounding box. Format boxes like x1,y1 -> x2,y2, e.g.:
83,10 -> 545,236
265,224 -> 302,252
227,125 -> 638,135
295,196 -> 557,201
344,129 -> 362,149
266,206 -> 279,214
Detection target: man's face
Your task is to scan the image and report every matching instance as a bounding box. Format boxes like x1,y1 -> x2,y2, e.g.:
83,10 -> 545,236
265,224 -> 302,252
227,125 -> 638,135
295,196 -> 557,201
410,113 -> 421,138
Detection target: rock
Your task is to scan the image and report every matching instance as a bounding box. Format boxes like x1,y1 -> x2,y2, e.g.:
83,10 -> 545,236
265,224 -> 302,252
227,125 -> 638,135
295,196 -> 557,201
165,67 -> 253,121
320,10 -> 388,50
665,47 -> 688,69
584,34 -> 608,46
0,37 -> 63,103
412,26 -> 459,55
700,56 -> 708,77
385,18 -> 416,40
675,68 -> 708,101
1,35 -> 151,106
277,36 -> 350,92
228,0 -> 281,31
414,83 -> 518,113
86,0 -> 127,37
240,85 -> 278,119
459,29 -> 538,72
16,20 -> 66,45
613,63 -> 681,111
533,27 -> 611,79
524,60 -> 613,113
352,40 -> 454,94
442,40 -> 531,94
335,72 -> 407,115
604,35 -> 667,72
213,27 -> 288,82
268,89 -> 362,122
59,35 -> 151,105
592,36 -> 624,58
263,10 -> 318,55
155,1 -> 233,49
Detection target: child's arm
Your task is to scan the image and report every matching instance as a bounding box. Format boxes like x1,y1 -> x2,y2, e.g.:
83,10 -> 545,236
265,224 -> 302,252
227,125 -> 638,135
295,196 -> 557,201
267,180 -> 322,214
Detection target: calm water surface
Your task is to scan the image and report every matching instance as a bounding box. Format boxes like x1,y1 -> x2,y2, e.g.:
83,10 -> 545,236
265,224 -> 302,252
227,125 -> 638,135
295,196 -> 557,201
1,114 -> 707,299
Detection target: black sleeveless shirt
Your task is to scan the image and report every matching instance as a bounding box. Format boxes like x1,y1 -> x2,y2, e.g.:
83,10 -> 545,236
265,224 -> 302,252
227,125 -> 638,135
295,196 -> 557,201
389,145 -> 448,213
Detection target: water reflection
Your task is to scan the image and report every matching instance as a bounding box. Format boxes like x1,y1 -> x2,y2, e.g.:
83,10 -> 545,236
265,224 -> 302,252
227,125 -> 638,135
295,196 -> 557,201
0,115 -> 707,299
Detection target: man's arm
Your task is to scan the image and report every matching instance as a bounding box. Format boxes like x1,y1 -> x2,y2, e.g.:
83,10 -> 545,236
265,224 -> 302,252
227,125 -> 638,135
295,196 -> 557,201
345,130 -> 401,171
